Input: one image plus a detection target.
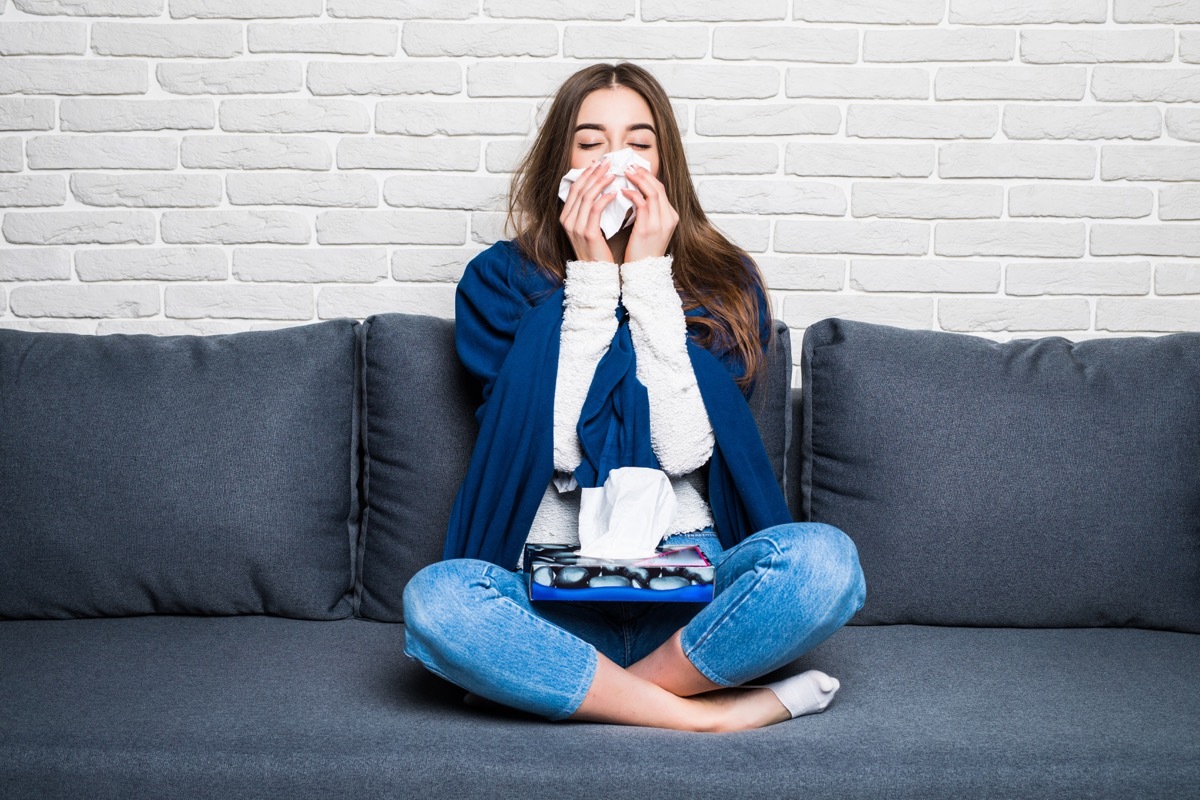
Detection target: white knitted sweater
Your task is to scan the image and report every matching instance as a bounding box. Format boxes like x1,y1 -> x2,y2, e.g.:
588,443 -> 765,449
517,255 -> 716,569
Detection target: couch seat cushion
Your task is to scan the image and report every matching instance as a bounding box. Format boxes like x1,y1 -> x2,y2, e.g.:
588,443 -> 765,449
1,617 -> 1196,799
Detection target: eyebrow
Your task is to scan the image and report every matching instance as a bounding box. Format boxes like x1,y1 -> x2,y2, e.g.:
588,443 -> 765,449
574,123 -> 657,135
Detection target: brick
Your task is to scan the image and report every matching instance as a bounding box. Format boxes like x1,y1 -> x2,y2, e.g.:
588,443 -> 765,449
315,210 -> 467,245
641,0 -> 785,21
936,67 -> 1086,100
683,142 -> 778,174
61,99 -> 214,132
0,21 -> 86,55
950,0 -> 1106,24
0,57 -> 146,94
935,222 -> 1086,257
170,0 -> 322,18
181,135 -> 330,170
565,24 -> 708,59
308,61 -> 459,95
377,101 -> 530,136
403,22 -> 557,57
939,298 -> 1091,331
71,173 -> 223,207
248,22 -> 398,55
12,0 -> 161,15
485,140 -> 530,173
485,0 -> 632,19
337,137 -> 480,171
776,220 -> 928,255
797,0 -> 944,23
161,210 -> 310,244
26,135 -> 176,169
10,285 -> 160,318
328,0 -> 477,19
467,62 -> 582,97
165,285 -> 313,320
1092,67 -> 1200,102
1114,0 -> 1200,22
382,175 -> 509,211
849,105 -> 997,139
77,246 -> 228,281
0,99 -> 55,131
232,247 -> 388,283
781,294 -> 935,330
158,61 -> 301,95
92,22 -> 242,58
1155,262 -> 1200,294
696,180 -> 844,215
391,247 -> 486,282
94,320 -> 257,335
470,211 -> 511,245
219,99 -> 369,133
709,215 -> 771,251
2,210 -> 156,244
695,103 -> 839,136
1159,186 -> 1200,220
864,28 -> 1014,62
0,175 -> 66,207
1096,298 -> 1200,331
227,173 -> 378,207
713,26 -> 857,62
1008,184 -> 1153,218
1006,261 -> 1150,295
939,143 -> 1096,179
755,255 -> 844,291
786,143 -> 934,178
1091,224 -> 1200,257
1166,108 -> 1200,142
0,248 -> 71,281
1102,145 -> 1200,181
318,284 -> 456,319
639,64 -> 779,100
850,259 -> 1000,292
1003,105 -> 1160,140
1182,31 -> 1200,63
852,182 -> 1002,219
786,67 -> 927,99
1021,29 -> 1174,63
0,137 -> 21,172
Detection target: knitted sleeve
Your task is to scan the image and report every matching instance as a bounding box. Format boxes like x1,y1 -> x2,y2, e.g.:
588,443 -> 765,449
553,259 -> 621,480
619,254 -> 715,476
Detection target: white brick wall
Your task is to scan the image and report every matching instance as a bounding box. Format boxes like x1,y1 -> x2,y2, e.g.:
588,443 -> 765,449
0,4 -> 1197,384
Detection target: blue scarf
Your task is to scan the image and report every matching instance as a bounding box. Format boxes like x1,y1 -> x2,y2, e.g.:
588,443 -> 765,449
444,240 -> 792,570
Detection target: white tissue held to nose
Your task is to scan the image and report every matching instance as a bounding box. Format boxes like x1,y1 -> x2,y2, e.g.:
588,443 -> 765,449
576,466 -> 677,559
557,147 -> 653,240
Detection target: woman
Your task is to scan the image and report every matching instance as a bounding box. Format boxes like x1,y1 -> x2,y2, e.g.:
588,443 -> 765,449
402,62 -> 866,733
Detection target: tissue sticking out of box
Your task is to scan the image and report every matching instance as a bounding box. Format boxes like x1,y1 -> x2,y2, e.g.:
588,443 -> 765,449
576,466 -> 677,559
557,147 -> 653,240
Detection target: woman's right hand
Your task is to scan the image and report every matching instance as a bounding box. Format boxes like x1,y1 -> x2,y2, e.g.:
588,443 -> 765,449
559,158 -> 619,263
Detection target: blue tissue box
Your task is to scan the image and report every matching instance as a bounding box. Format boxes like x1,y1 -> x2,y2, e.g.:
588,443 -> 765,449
525,543 -> 715,603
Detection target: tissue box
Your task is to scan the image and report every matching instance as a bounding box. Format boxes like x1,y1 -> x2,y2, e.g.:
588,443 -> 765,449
525,543 -> 715,603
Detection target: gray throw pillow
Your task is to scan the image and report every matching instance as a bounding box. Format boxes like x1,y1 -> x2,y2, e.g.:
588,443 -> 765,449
800,317 -> 1200,633
0,321 -> 360,620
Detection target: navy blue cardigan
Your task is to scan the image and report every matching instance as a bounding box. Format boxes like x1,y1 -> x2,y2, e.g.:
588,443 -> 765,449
443,240 -> 792,570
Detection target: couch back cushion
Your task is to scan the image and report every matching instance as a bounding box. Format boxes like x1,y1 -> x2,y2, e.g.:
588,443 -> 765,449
357,313 -> 792,622
800,317 -> 1200,633
0,321 -> 361,620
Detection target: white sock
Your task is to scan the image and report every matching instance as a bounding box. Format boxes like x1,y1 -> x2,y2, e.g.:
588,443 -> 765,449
747,669 -> 840,718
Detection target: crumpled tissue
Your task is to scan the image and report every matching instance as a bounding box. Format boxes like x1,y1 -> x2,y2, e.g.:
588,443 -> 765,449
557,147 -> 652,240
576,466 -> 677,559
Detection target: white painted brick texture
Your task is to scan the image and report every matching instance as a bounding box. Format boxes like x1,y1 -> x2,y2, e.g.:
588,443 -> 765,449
0,5 -> 1195,378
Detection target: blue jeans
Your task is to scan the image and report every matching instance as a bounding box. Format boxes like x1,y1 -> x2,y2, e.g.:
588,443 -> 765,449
402,522 -> 867,721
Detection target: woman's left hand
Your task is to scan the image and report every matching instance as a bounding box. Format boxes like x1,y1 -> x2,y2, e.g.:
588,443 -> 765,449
620,165 -> 680,264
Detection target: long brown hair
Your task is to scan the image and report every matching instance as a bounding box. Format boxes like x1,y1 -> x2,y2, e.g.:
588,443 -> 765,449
504,62 -> 773,393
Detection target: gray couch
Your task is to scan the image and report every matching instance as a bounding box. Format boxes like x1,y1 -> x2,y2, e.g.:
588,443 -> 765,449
2,312 -> 1197,800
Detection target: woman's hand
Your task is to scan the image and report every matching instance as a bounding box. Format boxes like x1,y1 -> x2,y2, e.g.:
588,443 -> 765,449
559,158 -> 619,263
620,165 -> 679,264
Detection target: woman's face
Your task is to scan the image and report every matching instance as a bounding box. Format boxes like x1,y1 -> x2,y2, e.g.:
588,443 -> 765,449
569,85 -> 660,178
